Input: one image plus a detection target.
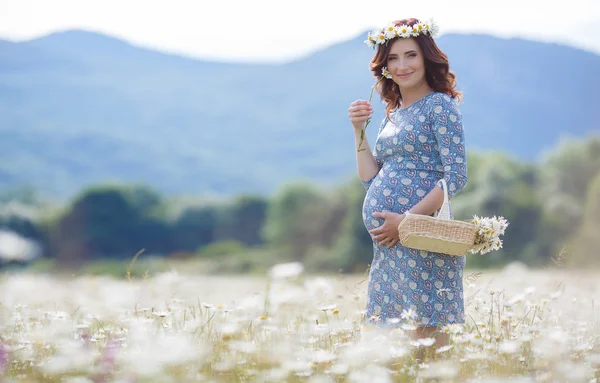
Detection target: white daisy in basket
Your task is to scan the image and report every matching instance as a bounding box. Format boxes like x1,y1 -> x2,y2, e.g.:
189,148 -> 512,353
469,215 -> 509,255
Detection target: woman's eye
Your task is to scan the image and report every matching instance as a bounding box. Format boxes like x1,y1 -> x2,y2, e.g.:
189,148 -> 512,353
408,54 -> 417,58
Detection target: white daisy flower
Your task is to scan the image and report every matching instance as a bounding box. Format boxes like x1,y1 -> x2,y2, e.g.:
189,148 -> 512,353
381,66 -> 392,79
436,345 -> 454,354
376,31 -> 387,45
413,22 -> 426,35
152,310 -> 172,318
383,24 -> 397,39
425,18 -> 440,37
415,337 -> 436,347
365,30 -> 386,48
398,24 -> 413,38
319,304 -> 337,311
364,35 -> 376,49
366,19 -> 439,49
401,308 -> 417,320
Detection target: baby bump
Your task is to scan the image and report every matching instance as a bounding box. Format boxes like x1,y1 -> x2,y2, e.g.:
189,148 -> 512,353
362,170 -> 441,231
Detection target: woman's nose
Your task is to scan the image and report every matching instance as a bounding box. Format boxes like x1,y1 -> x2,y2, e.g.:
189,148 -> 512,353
398,59 -> 409,70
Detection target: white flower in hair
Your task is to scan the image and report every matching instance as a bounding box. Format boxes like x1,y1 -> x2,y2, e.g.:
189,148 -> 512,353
413,22 -> 426,35
398,24 -> 413,38
423,20 -> 433,33
364,18 -> 441,49
424,19 -> 440,37
381,67 -> 392,79
364,33 -> 377,49
383,24 -> 397,39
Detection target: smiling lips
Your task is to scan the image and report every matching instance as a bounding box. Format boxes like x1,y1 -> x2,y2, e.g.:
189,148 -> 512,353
396,72 -> 414,78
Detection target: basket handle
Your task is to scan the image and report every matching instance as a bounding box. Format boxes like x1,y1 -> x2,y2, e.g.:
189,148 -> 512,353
436,179 -> 451,220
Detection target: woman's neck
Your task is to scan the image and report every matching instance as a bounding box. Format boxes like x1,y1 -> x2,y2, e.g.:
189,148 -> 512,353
400,83 -> 433,108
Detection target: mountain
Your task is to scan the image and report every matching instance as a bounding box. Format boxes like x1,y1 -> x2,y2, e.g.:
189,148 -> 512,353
0,30 -> 598,199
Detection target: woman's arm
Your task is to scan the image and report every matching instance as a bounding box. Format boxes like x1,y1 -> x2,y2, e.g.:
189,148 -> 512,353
348,100 -> 386,190
354,129 -> 380,185
406,186 -> 445,216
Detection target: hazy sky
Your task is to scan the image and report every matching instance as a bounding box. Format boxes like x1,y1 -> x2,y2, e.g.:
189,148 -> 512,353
1,0 -> 599,62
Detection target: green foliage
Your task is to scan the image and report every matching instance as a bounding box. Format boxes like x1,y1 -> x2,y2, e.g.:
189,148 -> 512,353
24,257 -> 57,273
213,195 -> 268,245
169,203 -> 220,252
262,182 -> 344,260
451,152 -> 545,267
538,136 -> 600,231
566,170 -> 600,266
196,240 -> 248,258
329,179 -> 374,272
198,246 -> 293,275
303,245 -> 349,274
82,256 -> 167,278
0,203 -> 43,240
4,136 -> 600,273
49,184 -> 170,264
533,137 -> 600,263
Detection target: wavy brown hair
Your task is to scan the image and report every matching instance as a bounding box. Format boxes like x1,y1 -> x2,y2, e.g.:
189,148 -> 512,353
370,18 -> 462,118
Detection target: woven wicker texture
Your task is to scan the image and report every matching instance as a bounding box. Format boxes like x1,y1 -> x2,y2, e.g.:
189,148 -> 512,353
397,179 -> 477,256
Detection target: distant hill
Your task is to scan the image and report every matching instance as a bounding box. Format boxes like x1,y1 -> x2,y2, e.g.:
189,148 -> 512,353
0,30 -> 598,199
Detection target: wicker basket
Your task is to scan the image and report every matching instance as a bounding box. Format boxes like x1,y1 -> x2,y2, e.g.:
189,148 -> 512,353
397,179 -> 477,256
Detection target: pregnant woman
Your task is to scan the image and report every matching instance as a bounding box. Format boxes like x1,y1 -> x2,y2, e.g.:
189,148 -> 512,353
348,18 -> 468,344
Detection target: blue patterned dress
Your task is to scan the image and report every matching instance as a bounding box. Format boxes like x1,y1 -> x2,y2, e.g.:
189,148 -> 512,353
361,92 -> 468,328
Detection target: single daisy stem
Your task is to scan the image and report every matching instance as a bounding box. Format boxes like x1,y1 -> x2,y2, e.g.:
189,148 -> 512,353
357,76 -> 385,153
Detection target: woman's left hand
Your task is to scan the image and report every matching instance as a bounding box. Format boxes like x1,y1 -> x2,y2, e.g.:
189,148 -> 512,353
369,211 -> 405,248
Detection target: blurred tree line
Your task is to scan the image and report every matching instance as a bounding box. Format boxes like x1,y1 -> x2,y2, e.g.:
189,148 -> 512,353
1,136 -> 599,273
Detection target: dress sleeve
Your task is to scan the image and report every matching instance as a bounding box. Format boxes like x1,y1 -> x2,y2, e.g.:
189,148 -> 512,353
431,96 -> 468,199
360,116 -> 387,191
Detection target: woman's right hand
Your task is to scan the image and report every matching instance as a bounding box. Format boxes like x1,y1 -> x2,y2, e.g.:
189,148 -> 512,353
348,100 -> 373,131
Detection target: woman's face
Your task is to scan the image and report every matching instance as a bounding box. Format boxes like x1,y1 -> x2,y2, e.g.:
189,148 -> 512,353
386,38 -> 427,91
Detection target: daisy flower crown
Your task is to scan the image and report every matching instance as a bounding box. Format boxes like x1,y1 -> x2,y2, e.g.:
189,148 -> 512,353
364,19 -> 440,49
